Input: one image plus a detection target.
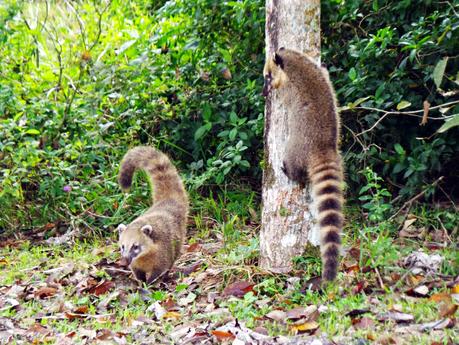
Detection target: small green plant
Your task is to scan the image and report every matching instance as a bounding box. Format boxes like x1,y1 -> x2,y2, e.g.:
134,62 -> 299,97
358,167 -> 393,223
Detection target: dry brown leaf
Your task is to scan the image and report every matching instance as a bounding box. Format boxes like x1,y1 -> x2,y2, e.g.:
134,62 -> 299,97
87,280 -> 115,296
222,281 -> 255,298
211,330 -> 235,341
378,311 -> 414,323
429,292 -> 452,303
74,305 -> 89,314
186,243 -> 202,252
265,309 -> 287,322
421,100 -> 430,125
352,317 -> 375,329
286,305 -> 318,321
439,303 -> 458,318
34,287 -> 58,299
28,323 -> 52,336
96,329 -> 114,340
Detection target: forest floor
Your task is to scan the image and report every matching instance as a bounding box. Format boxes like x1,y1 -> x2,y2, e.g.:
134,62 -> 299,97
0,194 -> 458,344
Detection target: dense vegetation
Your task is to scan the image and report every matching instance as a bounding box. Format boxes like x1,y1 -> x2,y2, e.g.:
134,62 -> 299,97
1,2 -> 457,343
1,0 -> 458,232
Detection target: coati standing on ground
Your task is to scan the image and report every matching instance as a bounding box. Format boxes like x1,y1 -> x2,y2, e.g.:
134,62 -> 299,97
117,146 -> 189,284
263,48 -> 344,281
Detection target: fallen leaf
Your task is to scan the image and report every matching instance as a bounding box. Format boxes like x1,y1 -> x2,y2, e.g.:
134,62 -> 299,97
28,323 -> 52,336
290,321 -> 319,333
439,302 -> 458,318
429,292 -> 452,303
87,280 -> 115,296
147,301 -> 166,319
66,331 -> 76,338
34,287 -> 58,299
178,292 -> 196,306
452,284 -> 459,294
74,305 -> 89,314
346,308 -> 371,317
378,311 -> 414,323
265,309 -> 287,322
186,243 -> 202,252
419,318 -> 455,331
352,317 -> 375,329
222,281 -> 255,298
163,311 -> 181,320
286,305 -> 319,323
96,329 -> 113,340
211,330 -> 235,341
406,285 -> 429,297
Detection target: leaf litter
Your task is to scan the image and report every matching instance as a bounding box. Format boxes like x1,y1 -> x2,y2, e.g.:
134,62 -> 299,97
0,225 -> 457,345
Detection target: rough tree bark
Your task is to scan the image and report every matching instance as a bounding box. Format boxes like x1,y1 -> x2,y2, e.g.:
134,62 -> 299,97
260,0 -> 321,272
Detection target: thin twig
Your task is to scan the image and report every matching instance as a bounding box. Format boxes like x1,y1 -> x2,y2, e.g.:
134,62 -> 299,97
349,100 -> 459,137
389,176 -> 444,221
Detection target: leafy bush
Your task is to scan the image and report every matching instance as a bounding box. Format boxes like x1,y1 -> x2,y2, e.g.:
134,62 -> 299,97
0,0 -> 265,231
1,0 -> 457,232
323,0 -> 459,199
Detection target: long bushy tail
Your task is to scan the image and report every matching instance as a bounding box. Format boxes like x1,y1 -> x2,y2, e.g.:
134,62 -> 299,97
118,146 -> 187,205
309,157 -> 343,281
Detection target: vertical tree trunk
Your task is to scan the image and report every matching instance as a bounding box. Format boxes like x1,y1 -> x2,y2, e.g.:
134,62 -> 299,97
260,0 -> 321,272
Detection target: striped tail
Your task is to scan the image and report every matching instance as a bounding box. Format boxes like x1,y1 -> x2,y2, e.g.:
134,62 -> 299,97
309,159 -> 343,281
118,146 -> 187,205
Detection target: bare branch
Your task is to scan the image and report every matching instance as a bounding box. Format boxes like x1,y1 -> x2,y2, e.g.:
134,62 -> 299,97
348,99 -> 459,137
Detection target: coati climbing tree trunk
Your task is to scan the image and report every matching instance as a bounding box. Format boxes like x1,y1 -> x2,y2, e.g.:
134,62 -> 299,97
260,0 -> 321,272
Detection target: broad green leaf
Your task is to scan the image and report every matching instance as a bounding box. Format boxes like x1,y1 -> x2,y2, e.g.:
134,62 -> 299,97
437,114 -> 459,133
394,143 -> 405,155
396,100 -> 411,110
433,57 -> 448,89
348,67 -> 357,81
25,129 -> 40,135
194,123 -> 211,141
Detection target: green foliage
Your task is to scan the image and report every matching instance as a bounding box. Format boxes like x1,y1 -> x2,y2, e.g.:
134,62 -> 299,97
323,0 -> 459,199
0,0 -> 264,230
1,0 -> 458,232
358,167 -> 392,223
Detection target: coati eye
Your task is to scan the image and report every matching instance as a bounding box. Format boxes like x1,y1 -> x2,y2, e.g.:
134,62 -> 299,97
121,245 -> 125,251
132,244 -> 140,251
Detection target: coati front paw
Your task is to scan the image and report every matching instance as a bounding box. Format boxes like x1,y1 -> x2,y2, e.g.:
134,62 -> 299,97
133,268 -> 147,283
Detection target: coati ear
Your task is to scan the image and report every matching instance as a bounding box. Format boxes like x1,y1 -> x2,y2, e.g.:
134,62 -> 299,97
117,224 -> 127,234
273,52 -> 284,69
141,224 -> 154,237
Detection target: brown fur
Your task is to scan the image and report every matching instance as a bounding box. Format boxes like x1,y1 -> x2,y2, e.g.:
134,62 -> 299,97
117,146 -> 188,284
263,48 -> 344,281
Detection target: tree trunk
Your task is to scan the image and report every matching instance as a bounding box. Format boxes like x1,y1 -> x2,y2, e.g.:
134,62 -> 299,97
260,0 -> 321,273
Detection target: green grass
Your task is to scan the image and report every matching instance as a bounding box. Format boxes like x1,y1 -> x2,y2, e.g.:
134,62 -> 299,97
0,192 -> 457,344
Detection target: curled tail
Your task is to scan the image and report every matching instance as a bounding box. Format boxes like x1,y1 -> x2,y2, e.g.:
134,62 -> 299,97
118,146 -> 187,205
309,158 -> 343,281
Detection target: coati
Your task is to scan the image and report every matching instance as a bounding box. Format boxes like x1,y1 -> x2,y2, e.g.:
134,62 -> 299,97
117,146 -> 189,284
263,48 -> 344,281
